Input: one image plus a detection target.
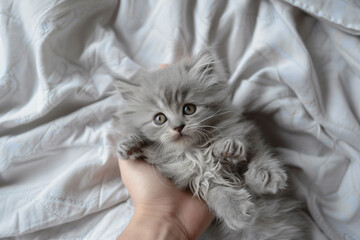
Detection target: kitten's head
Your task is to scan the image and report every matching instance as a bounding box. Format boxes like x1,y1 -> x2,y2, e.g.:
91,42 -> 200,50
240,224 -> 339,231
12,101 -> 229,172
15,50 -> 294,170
116,50 -> 231,149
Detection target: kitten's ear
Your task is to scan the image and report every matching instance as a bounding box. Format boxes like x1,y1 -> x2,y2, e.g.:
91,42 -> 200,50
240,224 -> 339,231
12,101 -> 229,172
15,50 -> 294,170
112,74 -> 140,101
186,49 -> 226,84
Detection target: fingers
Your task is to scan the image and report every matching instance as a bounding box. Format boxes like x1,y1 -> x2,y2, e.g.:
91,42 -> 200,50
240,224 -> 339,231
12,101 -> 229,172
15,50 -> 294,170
118,158 -> 156,176
118,158 -> 150,183
118,158 -> 174,191
159,64 -> 168,69
118,158 -> 142,173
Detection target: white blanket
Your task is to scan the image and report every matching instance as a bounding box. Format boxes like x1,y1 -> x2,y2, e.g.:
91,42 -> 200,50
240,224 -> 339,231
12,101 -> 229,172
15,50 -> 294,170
1,0 -> 359,239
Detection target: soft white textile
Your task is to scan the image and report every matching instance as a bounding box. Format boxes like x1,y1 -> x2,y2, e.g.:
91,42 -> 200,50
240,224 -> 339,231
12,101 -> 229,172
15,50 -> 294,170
1,0 -> 359,239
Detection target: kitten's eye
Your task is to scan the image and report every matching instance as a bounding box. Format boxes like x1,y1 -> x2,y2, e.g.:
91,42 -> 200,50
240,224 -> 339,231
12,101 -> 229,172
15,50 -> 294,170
183,104 -> 196,115
153,113 -> 167,125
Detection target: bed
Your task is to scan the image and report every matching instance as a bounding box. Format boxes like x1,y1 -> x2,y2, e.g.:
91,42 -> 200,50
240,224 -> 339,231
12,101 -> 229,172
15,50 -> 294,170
1,0 -> 359,239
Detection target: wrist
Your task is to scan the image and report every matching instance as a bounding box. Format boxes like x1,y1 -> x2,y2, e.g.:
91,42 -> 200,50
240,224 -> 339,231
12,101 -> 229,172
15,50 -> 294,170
119,209 -> 190,240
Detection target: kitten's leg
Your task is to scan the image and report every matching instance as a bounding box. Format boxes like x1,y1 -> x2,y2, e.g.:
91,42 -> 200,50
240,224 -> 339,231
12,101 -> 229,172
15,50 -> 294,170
207,185 -> 254,230
228,120 -> 288,195
245,148 -> 287,195
212,138 -> 246,161
117,134 -> 145,160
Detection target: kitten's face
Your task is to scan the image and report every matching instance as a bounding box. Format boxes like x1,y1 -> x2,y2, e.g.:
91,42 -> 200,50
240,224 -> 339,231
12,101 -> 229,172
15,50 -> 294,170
138,87 -> 222,149
118,51 -> 230,149
143,100 -> 207,148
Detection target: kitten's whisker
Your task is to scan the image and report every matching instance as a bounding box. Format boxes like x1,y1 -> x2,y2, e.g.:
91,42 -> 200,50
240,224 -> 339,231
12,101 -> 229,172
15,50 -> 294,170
191,107 -> 225,122
191,132 -> 201,143
186,129 -> 216,144
193,108 -> 238,125
187,125 -> 219,137
191,129 -> 212,144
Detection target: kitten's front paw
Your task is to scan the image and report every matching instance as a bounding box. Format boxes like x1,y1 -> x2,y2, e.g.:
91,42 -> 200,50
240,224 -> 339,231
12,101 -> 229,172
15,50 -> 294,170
213,138 -> 246,160
245,162 -> 288,195
117,134 -> 144,160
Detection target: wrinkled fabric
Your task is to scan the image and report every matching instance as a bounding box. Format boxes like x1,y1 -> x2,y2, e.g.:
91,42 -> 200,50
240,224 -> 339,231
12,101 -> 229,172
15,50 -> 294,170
0,0 -> 359,239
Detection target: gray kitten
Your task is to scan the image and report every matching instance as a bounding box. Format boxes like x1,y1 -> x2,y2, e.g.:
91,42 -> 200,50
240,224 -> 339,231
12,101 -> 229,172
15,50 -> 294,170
115,51 -> 308,239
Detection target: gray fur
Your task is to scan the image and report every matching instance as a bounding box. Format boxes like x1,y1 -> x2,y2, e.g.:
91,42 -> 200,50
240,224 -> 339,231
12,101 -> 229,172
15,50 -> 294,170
211,196 -> 310,240
114,50 -> 308,238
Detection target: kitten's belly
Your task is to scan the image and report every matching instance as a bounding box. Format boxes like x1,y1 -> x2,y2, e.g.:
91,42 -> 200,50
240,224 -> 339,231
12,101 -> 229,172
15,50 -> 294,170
144,146 -> 217,198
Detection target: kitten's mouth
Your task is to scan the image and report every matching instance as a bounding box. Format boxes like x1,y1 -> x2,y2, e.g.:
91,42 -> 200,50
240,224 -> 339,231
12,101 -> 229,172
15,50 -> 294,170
172,134 -> 186,143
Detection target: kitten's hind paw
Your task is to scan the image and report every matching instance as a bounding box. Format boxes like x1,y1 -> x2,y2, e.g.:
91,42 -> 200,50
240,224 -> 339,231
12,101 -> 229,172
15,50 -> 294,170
208,187 -> 255,231
223,197 -> 255,230
212,138 -> 246,160
117,134 -> 145,160
245,161 -> 288,195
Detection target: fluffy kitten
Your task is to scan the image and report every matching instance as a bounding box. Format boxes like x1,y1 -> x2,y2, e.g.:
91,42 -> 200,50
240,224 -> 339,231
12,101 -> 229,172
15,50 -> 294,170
115,50 -> 308,239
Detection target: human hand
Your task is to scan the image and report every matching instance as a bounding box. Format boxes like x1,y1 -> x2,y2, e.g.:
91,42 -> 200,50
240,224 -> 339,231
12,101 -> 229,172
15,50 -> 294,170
118,158 -> 214,240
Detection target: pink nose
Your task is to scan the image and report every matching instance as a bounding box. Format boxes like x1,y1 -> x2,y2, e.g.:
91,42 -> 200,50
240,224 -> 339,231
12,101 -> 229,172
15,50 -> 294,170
173,125 -> 185,133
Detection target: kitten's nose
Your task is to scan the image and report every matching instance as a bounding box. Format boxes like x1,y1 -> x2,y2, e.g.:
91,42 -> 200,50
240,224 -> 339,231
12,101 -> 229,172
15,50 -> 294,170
173,124 -> 185,133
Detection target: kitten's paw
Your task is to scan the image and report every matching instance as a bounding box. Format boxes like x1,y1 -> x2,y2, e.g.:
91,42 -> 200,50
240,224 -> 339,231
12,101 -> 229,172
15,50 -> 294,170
245,163 -> 288,195
213,138 -> 246,160
223,195 -> 255,230
117,134 -> 144,160
208,187 -> 254,231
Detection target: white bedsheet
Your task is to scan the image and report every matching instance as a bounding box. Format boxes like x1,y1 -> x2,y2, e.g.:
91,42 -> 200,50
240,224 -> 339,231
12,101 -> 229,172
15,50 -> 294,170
1,0 -> 359,239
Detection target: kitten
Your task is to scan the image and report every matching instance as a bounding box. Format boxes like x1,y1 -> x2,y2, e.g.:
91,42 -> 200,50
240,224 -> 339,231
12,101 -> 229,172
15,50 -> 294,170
114,50 -> 308,239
